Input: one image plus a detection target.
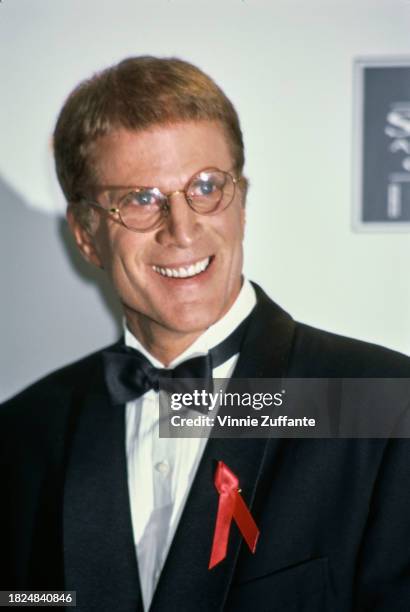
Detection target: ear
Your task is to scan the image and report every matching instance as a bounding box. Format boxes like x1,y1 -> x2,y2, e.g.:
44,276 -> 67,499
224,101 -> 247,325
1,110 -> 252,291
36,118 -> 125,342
66,205 -> 104,269
239,176 -> 249,202
240,204 -> 246,239
238,181 -> 246,236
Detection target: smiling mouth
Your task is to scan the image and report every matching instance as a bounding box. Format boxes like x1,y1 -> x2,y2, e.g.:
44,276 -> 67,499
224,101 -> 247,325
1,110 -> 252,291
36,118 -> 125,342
152,256 -> 212,279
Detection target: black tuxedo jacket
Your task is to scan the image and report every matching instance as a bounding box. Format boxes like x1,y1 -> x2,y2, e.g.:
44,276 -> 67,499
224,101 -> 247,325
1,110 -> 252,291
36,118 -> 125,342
1,284 -> 410,611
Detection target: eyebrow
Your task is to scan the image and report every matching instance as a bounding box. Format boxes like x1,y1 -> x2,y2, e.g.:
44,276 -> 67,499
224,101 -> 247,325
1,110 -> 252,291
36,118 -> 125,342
90,166 -> 234,197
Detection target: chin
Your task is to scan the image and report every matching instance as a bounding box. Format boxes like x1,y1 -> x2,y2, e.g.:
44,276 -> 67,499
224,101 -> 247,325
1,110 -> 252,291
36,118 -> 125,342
163,306 -> 220,336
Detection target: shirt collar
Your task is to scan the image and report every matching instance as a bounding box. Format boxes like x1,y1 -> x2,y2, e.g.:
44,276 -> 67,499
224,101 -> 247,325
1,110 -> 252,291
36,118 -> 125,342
124,278 -> 256,368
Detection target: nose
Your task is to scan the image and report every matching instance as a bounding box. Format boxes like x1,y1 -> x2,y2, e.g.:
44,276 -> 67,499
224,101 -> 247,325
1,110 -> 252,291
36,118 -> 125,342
155,191 -> 202,248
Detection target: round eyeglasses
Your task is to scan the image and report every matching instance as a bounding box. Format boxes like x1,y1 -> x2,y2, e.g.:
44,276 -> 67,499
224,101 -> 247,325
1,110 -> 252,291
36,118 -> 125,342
80,167 -> 240,232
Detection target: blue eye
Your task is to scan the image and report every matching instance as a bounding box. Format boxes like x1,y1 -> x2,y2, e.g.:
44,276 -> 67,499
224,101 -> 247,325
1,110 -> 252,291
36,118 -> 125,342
191,179 -> 219,198
198,180 -> 215,195
136,191 -> 154,206
124,189 -> 157,207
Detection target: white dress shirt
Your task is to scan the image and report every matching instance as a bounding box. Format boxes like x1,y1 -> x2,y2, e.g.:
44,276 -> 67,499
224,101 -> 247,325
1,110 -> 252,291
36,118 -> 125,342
125,279 -> 256,611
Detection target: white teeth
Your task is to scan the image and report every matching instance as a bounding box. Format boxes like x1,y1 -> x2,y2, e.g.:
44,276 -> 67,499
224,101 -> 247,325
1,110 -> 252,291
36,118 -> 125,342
152,257 -> 211,278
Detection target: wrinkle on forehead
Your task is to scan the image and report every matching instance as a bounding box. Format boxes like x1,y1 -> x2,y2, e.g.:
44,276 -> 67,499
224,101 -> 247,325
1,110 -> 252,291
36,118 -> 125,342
91,121 -> 234,192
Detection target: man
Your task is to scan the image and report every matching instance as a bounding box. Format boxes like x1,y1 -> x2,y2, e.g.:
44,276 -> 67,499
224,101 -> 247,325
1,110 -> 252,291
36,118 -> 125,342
1,56 -> 409,612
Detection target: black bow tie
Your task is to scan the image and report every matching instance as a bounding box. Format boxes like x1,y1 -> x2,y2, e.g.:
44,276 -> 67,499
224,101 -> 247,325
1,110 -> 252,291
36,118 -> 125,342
102,315 -> 250,409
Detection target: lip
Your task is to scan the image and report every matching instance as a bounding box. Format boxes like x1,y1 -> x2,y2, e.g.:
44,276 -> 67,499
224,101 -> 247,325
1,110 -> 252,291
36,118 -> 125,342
151,255 -> 213,268
151,255 -> 215,282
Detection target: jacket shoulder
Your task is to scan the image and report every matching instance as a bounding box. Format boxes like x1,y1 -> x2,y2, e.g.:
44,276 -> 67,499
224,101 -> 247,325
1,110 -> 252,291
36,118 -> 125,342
290,322 -> 410,377
0,343 -> 116,421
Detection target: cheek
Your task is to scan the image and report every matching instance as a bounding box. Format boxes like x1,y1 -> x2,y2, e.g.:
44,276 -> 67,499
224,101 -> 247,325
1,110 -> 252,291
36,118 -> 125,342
95,222 -> 127,258
94,228 -> 144,282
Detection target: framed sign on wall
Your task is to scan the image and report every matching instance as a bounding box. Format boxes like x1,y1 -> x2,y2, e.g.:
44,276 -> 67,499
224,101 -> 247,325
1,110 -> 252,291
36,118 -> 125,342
353,57 -> 410,232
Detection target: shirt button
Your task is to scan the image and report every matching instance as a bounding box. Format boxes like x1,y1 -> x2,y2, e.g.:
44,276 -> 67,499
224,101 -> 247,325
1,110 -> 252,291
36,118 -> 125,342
155,461 -> 170,475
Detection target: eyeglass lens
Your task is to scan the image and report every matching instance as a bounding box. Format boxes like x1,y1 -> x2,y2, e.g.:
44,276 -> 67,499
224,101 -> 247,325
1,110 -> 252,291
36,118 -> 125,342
117,169 -> 235,231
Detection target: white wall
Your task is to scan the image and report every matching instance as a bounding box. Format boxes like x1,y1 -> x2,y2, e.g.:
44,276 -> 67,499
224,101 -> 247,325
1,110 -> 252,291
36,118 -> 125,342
1,0 -> 410,400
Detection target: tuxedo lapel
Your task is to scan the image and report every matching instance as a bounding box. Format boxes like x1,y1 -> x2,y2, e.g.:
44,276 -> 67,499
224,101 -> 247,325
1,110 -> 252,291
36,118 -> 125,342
150,436 -> 270,612
233,282 -> 296,380
63,361 -> 142,612
150,285 -> 296,611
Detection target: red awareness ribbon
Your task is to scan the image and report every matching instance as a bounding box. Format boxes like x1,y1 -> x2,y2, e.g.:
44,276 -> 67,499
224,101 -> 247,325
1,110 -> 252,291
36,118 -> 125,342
208,461 -> 260,569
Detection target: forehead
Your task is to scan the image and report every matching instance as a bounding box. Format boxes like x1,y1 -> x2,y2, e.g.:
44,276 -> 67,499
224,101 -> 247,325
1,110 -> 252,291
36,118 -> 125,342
91,121 -> 234,189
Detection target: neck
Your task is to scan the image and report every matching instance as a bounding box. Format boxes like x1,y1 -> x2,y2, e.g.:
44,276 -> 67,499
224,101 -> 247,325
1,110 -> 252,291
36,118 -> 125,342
124,314 -> 204,367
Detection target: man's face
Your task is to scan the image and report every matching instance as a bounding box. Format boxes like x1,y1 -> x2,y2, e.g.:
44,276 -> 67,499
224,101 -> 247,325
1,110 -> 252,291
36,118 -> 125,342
69,121 -> 245,346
